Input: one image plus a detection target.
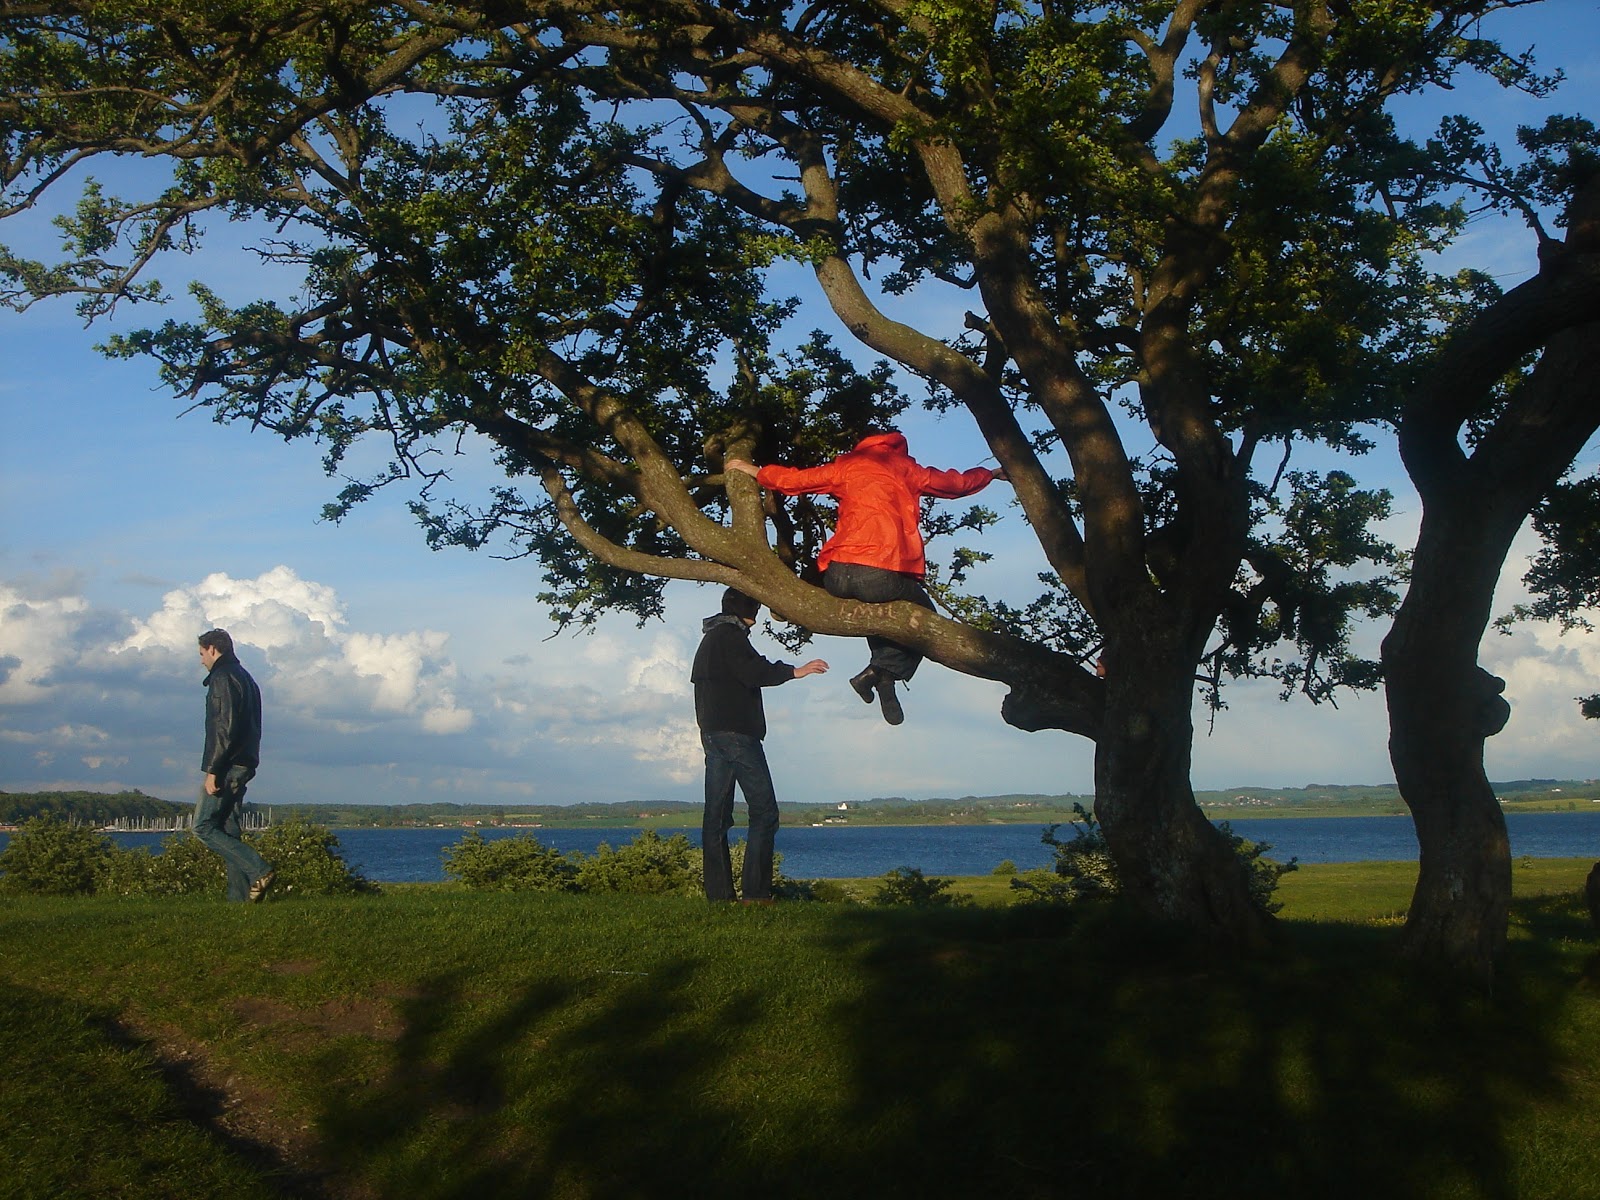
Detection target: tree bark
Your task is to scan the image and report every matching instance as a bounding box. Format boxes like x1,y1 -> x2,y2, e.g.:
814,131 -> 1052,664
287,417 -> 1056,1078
1584,862 -> 1600,935
1388,312 -> 1600,977
1383,552 -> 1515,975
1093,629 -> 1274,948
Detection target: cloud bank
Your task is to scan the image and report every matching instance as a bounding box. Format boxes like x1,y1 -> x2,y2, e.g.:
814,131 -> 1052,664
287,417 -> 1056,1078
0,567 -> 703,807
1,558 -> 1594,811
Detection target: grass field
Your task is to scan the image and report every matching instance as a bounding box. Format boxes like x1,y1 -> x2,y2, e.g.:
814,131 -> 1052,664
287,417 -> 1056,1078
3,859 -> 1599,1199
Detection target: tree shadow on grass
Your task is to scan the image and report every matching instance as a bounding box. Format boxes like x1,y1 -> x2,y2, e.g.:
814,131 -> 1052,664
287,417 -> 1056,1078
317,959 -> 770,1198
306,901 -> 1590,1200
802,903 -> 1579,1200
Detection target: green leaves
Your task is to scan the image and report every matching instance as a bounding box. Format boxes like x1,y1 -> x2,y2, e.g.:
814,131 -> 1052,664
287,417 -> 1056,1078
0,815 -> 371,899
0,816 -> 112,896
1216,469 -> 1403,705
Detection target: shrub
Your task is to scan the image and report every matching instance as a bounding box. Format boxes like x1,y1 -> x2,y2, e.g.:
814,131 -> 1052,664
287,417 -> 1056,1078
442,830 -> 581,892
1010,804 -> 1296,913
102,833 -> 224,897
247,820 -> 374,897
1008,867 -> 1081,905
1217,821 -> 1298,915
871,865 -> 967,907
1010,805 -> 1118,906
575,830 -> 699,895
0,817 -> 112,896
803,879 -> 856,904
443,829 -> 804,898
0,815 -> 367,900
992,859 -> 1018,876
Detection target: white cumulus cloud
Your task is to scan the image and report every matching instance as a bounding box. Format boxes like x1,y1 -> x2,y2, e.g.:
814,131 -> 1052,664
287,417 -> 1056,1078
0,583 -> 92,703
113,568 -> 474,735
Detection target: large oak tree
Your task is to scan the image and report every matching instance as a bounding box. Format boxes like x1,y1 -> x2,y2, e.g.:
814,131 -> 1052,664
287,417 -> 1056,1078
2,2 -> 1587,953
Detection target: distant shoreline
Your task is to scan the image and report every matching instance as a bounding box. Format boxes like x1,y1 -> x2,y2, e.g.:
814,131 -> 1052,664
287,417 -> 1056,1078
303,799 -> 1591,831
5,780 -> 1597,832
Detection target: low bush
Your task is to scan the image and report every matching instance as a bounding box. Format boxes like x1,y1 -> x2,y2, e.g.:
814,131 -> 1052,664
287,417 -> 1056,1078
250,820 -> 375,897
441,830 -> 581,892
1,815 -> 370,900
1010,804 -> 1296,912
1009,804 -> 1118,906
0,817 -> 112,896
104,832 -> 224,897
803,879 -> 857,904
576,829 -> 700,896
441,829 -> 812,900
1217,821 -> 1298,915
871,865 -> 968,907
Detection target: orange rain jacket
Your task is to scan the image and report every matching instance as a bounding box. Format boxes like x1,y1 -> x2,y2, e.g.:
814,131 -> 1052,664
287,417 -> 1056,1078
755,432 -> 996,578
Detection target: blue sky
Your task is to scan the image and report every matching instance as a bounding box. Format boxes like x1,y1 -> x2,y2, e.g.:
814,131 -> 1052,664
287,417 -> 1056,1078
3,8 -> 1598,810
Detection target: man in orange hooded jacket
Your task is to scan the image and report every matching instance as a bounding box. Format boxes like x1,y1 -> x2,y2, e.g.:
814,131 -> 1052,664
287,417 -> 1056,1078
727,431 -> 1005,725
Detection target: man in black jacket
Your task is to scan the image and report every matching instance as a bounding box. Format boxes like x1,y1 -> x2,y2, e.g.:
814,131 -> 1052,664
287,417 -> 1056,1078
196,628 -> 275,902
691,589 -> 827,902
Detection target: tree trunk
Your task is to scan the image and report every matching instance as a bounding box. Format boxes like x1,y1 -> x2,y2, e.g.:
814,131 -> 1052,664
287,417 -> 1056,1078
1385,652 -> 1512,975
1584,862 -> 1600,934
1388,314 -> 1600,978
1093,646 -> 1274,949
1383,503 -> 1521,977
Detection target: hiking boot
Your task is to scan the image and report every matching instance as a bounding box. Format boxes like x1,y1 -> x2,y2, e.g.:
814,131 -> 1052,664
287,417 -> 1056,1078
875,677 -> 904,726
849,667 -> 879,704
248,871 -> 276,903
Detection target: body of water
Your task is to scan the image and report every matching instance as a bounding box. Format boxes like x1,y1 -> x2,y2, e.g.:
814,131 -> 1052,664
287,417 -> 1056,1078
10,809 -> 1592,884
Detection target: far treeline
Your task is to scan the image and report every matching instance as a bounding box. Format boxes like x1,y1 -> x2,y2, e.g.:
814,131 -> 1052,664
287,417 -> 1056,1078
4,782 -> 1597,830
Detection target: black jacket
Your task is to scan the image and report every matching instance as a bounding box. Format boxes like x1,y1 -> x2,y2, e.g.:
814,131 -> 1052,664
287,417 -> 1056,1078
690,615 -> 795,739
202,653 -> 262,774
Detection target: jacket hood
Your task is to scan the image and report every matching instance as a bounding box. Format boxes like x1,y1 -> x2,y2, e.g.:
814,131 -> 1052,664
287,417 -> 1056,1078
854,431 -> 908,456
702,613 -> 750,635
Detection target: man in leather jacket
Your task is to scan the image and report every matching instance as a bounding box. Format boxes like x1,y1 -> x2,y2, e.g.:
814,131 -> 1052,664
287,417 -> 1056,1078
196,628 -> 274,902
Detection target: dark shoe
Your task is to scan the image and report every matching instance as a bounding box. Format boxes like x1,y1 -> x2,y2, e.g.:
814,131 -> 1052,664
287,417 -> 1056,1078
875,677 -> 904,726
849,667 -> 879,704
248,871 -> 276,903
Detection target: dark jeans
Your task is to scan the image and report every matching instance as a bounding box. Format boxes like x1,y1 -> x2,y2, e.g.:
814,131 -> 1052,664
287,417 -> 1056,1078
193,766 -> 270,902
700,730 -> 780,902
824,561 -> 935,681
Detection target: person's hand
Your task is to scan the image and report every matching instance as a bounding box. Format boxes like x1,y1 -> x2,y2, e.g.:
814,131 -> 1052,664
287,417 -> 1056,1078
203,773 -> 220,796
795,659 -> 829,678
725,458 -> 761,478
990,467 -> 1009,482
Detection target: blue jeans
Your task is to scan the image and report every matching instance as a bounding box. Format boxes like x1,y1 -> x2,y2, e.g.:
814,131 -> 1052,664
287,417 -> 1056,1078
700,731 -> 780,901
824,561 -> 935,681
193,766 -> 270,902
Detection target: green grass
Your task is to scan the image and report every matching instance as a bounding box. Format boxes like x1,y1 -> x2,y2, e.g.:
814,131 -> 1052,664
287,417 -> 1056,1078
3,862 -> 1600,1199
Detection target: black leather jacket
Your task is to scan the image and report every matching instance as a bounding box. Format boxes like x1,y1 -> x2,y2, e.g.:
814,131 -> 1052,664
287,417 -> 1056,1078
201,653 -> 262,775
690,614 -> 794,739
